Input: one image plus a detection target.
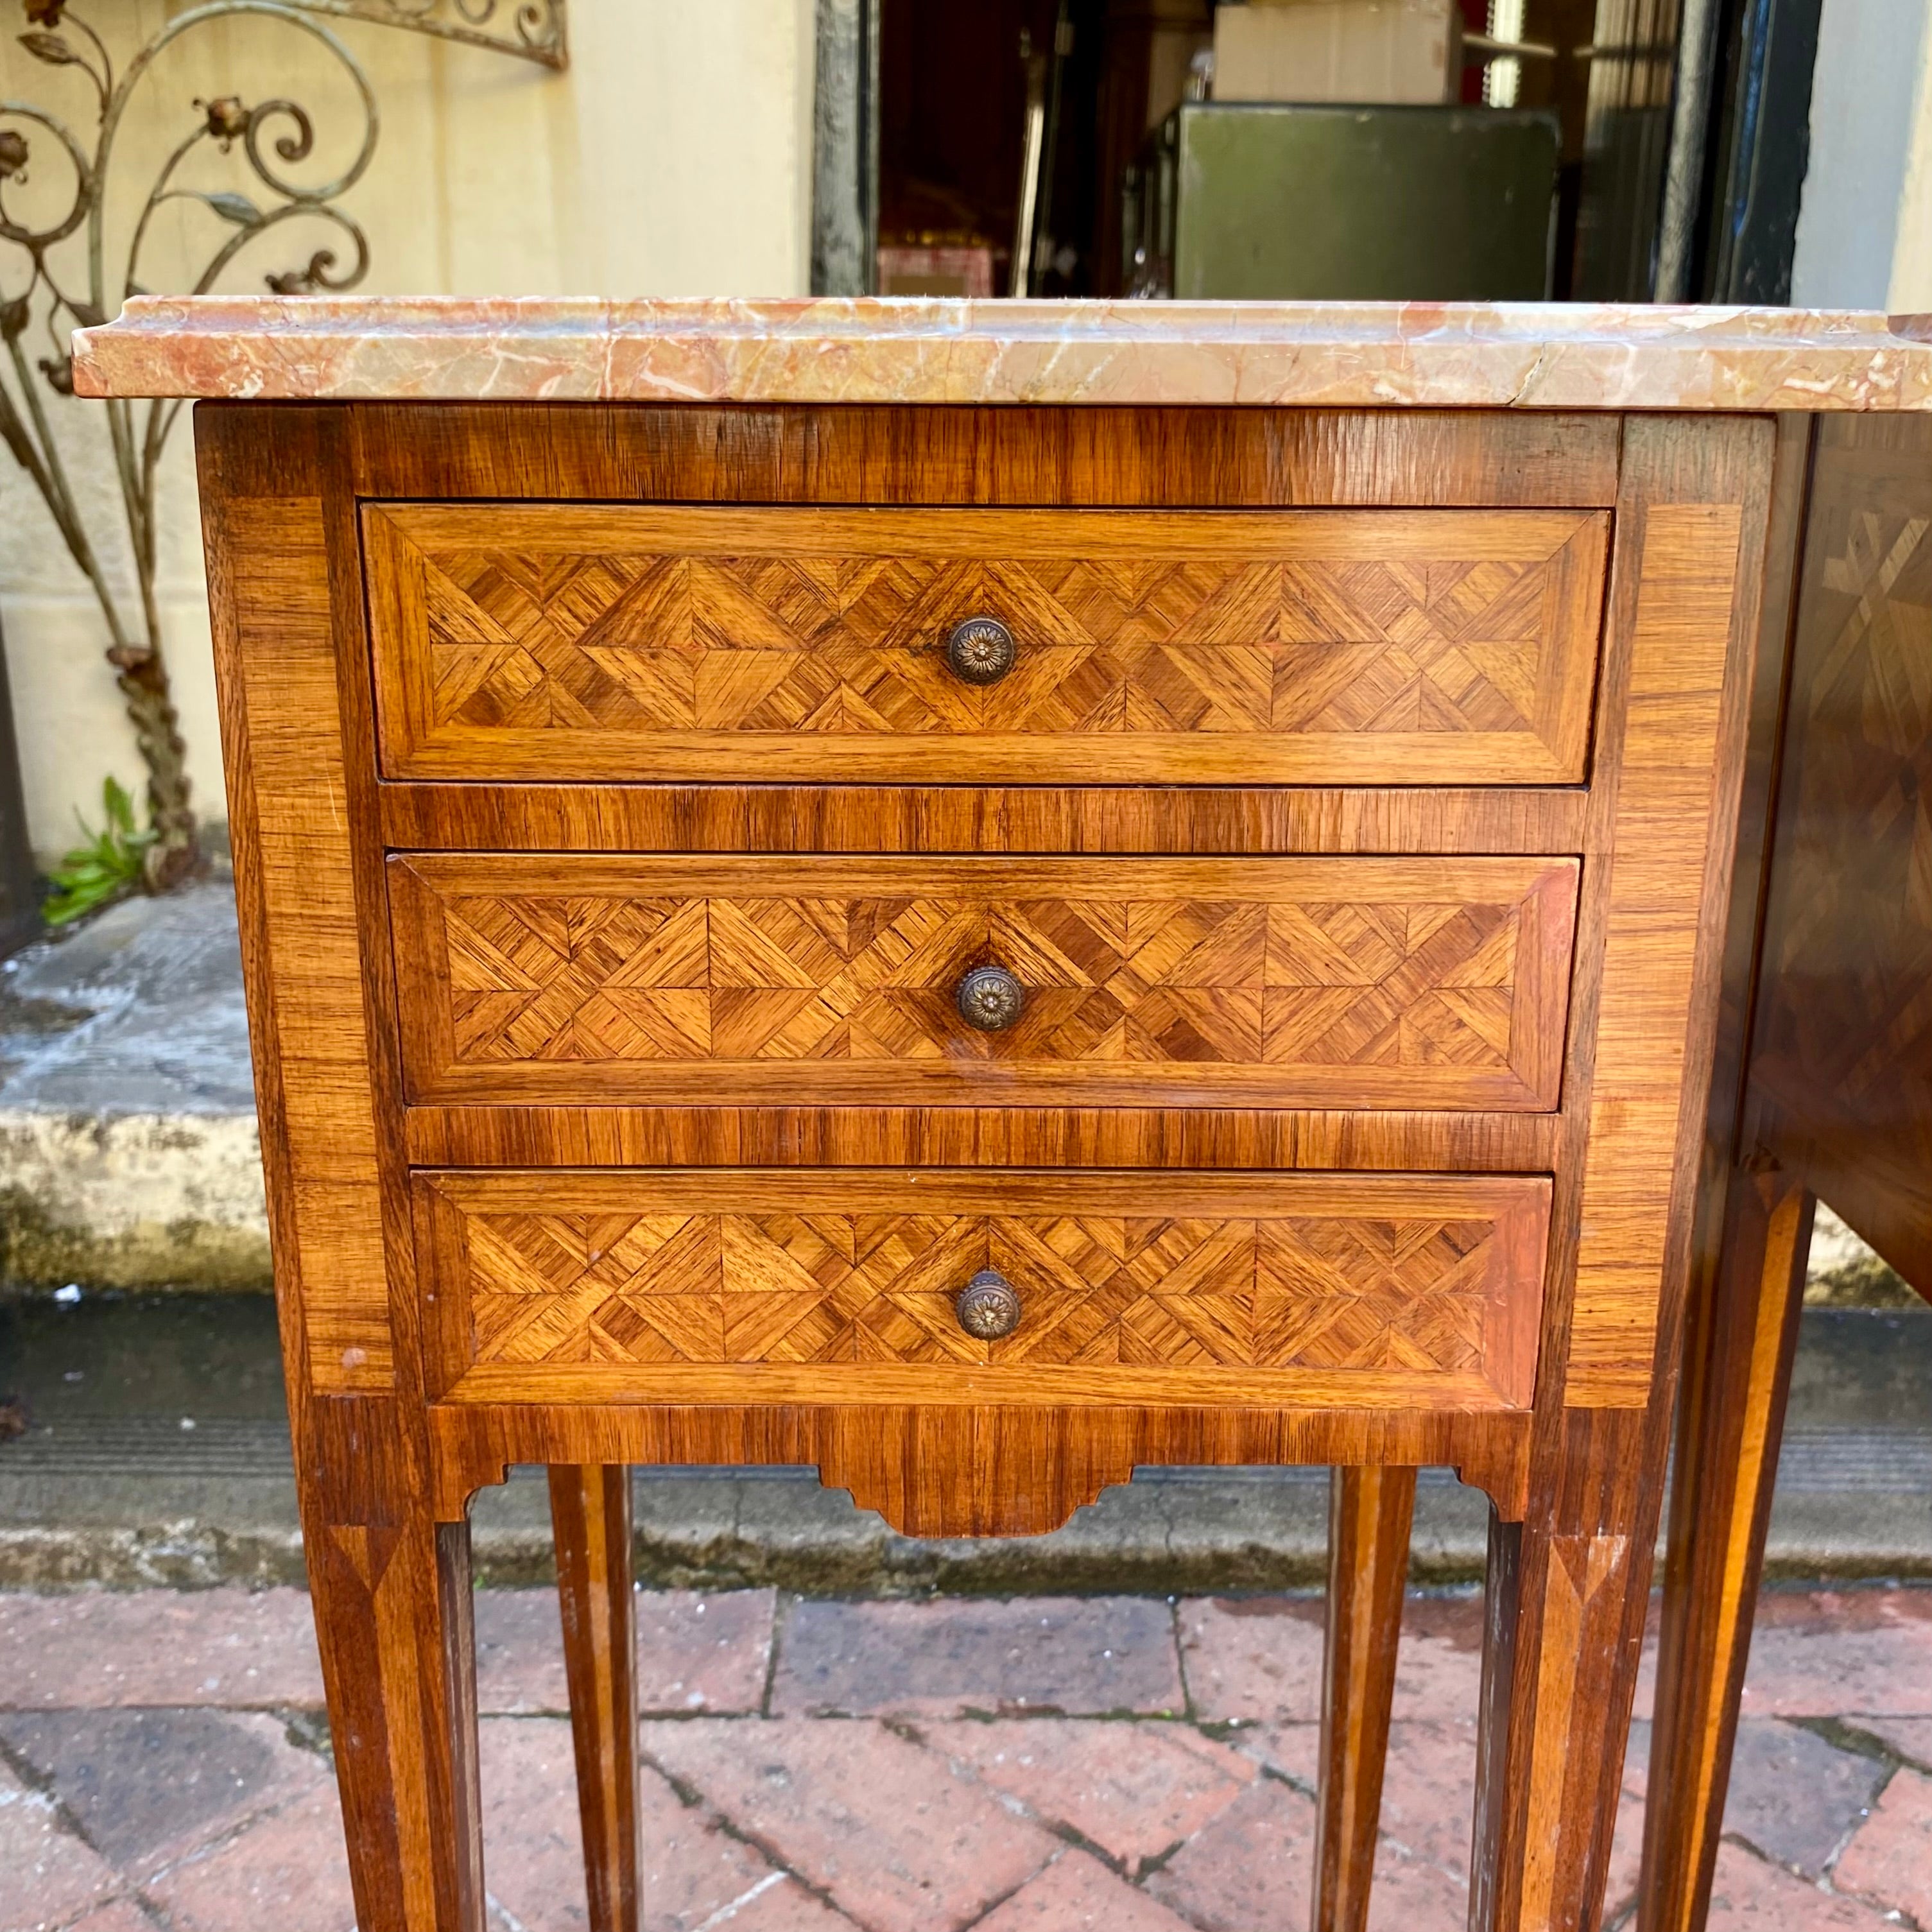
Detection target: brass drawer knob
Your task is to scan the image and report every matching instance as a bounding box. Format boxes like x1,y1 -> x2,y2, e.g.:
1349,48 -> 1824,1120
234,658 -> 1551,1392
956,1269 -> 1022,1340
945,615 -> 1017,685
956,963 -> 1024,1031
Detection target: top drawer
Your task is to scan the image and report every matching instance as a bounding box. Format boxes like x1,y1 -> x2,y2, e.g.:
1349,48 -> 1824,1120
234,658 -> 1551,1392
365,505 -> 1609,786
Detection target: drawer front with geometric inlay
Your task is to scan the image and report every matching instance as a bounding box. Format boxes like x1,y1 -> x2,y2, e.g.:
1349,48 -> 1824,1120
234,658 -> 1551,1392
413,1168 -> 1551,1408
390,853 -> 1580,1112
365,505 -> 1609,786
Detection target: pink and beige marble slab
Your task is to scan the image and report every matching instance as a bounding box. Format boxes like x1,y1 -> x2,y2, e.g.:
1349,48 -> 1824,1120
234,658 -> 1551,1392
71,295 -> 1932,411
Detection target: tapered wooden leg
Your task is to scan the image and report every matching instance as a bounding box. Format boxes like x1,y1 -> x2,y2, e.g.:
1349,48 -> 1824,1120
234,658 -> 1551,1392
300,1402 -> 485,1932
1637,1168 -> 1813,1932
551,1465 -> 640,1932
1315,1466 -> 1417,1932
1469,1410 -> 1658,1932
1469,1512 -> 1522,1932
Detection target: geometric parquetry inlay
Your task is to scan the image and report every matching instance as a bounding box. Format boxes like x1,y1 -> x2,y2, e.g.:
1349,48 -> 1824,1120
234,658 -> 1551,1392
460,1207 -> 1502,1372
438,888 -> 1529,1076
402,526 -> 1596,748
1756,477 -> 1932,1282
1775,506 -> 1932,1093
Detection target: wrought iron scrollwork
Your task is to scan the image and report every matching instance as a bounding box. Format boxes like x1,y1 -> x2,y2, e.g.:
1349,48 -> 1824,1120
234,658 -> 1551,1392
299,1 -> 567,69
0,0 -> 566,888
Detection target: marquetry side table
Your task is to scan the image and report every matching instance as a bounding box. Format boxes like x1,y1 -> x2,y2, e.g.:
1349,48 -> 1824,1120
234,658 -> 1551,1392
71,295 -> 1932,1932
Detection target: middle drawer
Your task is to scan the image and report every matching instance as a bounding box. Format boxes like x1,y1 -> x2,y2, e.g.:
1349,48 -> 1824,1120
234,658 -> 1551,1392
391,854 -> 1578,1111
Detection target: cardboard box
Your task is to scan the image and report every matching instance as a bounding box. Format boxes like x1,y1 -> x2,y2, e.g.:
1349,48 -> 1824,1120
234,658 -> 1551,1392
877,247 -> 996,298
1212,0 -> 1459,105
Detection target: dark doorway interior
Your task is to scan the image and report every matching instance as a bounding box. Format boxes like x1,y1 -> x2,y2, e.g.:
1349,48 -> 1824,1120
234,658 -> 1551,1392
879,0 -> 1114,297
867,0 -> 1813,304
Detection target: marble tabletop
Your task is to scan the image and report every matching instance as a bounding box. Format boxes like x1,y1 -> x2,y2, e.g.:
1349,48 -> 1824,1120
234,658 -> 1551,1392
70,295 -> 1932,411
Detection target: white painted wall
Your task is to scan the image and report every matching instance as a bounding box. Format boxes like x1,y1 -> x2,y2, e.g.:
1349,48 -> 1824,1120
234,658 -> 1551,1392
1887,4 -> 1932,307
1791,0 -> 1932,307
0,0 -> 815,864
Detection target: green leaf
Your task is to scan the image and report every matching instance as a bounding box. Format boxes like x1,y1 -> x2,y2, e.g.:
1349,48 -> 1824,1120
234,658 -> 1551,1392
103,775 -> 137,836
201,191 -> 260,226
42,774 -> 155,928
43,871 -> 125,924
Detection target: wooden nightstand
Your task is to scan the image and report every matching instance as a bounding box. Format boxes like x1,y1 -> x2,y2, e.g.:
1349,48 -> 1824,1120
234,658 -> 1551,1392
73,297 -> 1932,1932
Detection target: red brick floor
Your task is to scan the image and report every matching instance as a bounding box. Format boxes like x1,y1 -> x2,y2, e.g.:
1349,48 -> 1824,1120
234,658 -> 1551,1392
1,1585 -> 1928,1932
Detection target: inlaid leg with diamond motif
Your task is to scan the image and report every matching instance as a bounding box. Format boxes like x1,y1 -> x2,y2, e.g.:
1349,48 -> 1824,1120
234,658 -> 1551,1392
300,1403 -> 485,1932
1469,1413 -> 1657,1932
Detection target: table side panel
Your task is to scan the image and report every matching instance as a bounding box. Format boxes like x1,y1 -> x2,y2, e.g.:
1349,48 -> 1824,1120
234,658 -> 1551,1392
1748,415 -> 1932,1294
198,476 -> 393,1393
1565,470 -> 1772,1404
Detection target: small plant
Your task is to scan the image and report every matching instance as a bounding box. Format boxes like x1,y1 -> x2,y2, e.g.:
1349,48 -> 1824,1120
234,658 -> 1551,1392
41,777 -> 153,926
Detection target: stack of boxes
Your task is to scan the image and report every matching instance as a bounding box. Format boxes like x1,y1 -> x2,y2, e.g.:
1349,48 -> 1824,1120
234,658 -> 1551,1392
1211,0 -> 1464,105
1130,0 -> 1557,300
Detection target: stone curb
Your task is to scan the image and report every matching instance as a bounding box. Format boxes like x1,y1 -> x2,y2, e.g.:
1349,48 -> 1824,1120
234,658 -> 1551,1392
3,1447 -> 1928,1594
1,883 -> 268,1293
3,881 -> 1921,1303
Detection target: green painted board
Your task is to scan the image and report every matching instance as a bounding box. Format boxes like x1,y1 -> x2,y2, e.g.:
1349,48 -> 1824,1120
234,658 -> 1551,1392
1169,103 -> 1559,301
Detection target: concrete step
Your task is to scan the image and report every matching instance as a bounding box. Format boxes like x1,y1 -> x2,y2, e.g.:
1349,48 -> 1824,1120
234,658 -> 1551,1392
0,881 -> 265,1291
3,1295 -> 1927,1592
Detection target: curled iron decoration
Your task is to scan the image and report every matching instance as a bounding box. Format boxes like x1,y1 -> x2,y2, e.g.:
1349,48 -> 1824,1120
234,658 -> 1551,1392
0,0 -> 566,889
305,0 -> 567,67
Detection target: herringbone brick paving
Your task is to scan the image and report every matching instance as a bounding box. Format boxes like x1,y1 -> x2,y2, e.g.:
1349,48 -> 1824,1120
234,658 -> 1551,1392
1,1583 -> 1928,1932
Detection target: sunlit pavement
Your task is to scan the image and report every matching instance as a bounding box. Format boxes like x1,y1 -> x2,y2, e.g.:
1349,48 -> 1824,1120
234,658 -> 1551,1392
2,1583 -> 1929,1932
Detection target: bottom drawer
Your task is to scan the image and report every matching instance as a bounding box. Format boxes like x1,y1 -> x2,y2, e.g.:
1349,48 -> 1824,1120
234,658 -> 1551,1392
415,1169 -> 1549,1411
